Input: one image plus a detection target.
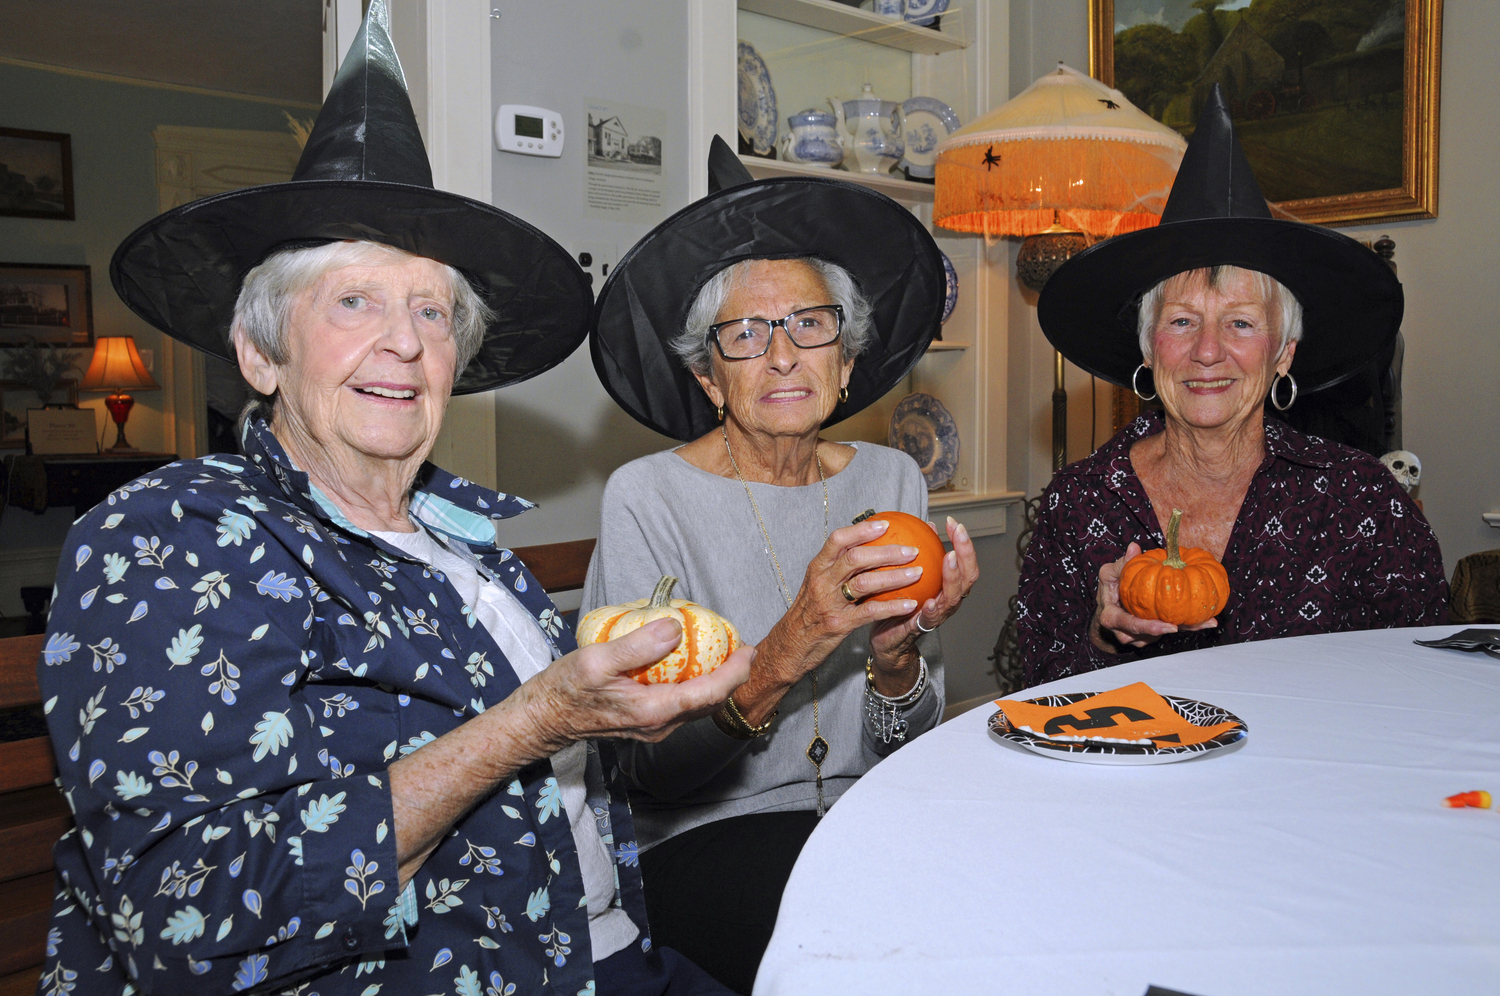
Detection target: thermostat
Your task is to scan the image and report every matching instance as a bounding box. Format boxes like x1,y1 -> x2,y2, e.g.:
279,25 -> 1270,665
495,104 -> 563,157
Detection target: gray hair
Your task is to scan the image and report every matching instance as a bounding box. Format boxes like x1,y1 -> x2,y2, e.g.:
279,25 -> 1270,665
1137,265 -> 1303,362
669,257 -> 874,377
232,239 -> 492,396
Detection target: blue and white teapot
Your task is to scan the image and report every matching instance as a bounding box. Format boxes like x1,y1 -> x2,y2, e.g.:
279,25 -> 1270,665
780,108 -> 844,168
831,83 -> 904,175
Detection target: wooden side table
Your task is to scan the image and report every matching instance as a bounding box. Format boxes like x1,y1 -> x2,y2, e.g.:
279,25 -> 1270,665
40,453 -> 178,513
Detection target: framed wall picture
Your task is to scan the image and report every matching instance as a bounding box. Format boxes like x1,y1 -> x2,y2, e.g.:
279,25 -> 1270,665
1089,0 -> 1442,228
0,127 -> 75,220
0,263 -> 93,346
0,379 -> 81,449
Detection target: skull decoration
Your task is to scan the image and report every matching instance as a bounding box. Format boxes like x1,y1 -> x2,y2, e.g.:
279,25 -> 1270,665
1380,450 -> 1422,492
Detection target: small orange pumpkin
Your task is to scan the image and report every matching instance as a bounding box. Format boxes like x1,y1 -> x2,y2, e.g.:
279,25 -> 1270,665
576,575 -> 741,684
1118,508 -> 1230,626
854,509 -> 946,605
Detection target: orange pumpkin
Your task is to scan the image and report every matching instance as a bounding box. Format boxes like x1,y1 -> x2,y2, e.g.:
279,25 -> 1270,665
1118,508 -> 1230,626
854,509 -> 946,605
576,575 -> 741,684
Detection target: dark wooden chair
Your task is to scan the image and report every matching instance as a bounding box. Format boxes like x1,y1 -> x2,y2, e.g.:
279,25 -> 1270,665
0,539 -> 596,993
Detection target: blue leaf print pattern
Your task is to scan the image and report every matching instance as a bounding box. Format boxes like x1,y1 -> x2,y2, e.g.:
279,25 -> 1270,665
243,890 -> 262,918
159,906 -> 206,945
455,965 -> 484,996
232,952 -> 268,991
127,600 -> 149,624
535,777 -> 562,823
102,552 -> 129,584
42,632 -> 79,666
524,887 -> 550,922
75,544 -> 92,569
216,510 -> 256,547
254,570 -> 303,601
431,947 -> 453,971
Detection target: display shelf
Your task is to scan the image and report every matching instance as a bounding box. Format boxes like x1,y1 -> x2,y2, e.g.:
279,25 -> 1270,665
739,154 -> 935,205
737,0 -> 968,55
925,341 -> 968,351
928,489 -> 1026,539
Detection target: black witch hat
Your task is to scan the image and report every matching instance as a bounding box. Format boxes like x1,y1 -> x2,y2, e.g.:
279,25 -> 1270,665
1038,86 -> 1403,396
110,0 -> 591,395
589,136 -> 946,441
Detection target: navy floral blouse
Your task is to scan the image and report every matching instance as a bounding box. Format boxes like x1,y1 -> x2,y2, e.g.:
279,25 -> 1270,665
36,419 -> 646,996
1017,412 -> 1448,688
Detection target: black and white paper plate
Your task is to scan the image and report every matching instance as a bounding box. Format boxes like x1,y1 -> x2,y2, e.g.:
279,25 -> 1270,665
988,691 -> 1247,766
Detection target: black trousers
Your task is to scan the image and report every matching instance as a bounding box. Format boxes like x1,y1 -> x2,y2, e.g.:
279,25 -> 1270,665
639,811 -> 821,996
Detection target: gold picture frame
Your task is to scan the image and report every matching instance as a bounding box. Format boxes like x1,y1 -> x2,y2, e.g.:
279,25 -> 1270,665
1089,0 -> 1442,229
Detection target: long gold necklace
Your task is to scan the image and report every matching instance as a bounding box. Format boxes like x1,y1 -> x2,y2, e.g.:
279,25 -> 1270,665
722,425 -> 831,817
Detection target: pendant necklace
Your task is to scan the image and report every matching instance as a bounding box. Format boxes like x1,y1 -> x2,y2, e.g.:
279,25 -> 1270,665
723,425 -> 832,817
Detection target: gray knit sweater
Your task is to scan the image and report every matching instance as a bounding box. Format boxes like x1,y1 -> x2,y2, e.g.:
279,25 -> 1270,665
581,442 -> 944,850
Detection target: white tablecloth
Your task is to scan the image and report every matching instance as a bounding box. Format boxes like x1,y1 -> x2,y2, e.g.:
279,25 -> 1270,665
756,627 -> 1500,995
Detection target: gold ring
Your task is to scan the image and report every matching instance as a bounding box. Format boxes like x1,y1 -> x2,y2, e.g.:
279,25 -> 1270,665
841,581 -> 858,602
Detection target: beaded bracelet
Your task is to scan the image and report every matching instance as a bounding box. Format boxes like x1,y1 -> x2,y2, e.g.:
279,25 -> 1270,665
863,655 -> 928,744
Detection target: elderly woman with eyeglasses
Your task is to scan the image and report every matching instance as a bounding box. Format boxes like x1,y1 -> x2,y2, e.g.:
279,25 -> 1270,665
581,141 -> 980,993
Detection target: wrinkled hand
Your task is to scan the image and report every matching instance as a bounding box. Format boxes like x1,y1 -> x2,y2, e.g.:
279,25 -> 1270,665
772,517 -> 934,679
517,619 -> 755,751
870,516 -> 979,669
1091,543 -> 1217,652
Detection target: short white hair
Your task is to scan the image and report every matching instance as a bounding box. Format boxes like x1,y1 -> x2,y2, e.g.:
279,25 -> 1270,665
1137,265 -> 1303,362
669,257 -> 874,377
232,239 -> 492,373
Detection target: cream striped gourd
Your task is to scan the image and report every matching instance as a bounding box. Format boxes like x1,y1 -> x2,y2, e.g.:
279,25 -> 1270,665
576,575 -> 741,684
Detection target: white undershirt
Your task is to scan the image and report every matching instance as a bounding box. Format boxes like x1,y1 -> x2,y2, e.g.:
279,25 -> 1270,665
372,524 -> 639,960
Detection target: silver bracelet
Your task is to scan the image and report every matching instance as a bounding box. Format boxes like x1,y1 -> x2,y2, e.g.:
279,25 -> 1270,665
863,655 -> 928,744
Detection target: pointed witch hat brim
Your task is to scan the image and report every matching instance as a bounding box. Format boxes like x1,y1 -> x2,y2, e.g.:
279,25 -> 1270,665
109,0 -> 591,395
589,135 -> 946,441
1037,86 -> 1402,396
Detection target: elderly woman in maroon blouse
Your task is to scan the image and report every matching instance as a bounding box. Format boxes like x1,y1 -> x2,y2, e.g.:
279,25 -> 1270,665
1017,88 -> 1447,687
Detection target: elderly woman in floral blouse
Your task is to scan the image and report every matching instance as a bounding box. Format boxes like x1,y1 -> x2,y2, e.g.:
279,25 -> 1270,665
34,7 -> 745,995
1017,88 -> 1446,688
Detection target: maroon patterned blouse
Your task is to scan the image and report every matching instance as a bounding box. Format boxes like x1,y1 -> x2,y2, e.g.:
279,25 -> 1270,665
1017,412 -> 1448,687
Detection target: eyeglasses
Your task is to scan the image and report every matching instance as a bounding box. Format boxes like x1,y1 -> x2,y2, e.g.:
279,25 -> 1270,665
707,305 -> 844,360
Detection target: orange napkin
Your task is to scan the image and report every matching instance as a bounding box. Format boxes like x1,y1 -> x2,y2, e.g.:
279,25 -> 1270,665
997,682 -> 1242,747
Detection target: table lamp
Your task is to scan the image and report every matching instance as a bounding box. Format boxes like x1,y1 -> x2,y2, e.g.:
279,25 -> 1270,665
78,336 -> 160,452
933,63 -> 1186,470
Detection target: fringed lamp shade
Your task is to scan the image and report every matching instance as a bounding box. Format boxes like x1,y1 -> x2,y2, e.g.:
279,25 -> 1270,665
79,336 -> 160,451
933,64 -> 1185,473
933,63 -> 1186,240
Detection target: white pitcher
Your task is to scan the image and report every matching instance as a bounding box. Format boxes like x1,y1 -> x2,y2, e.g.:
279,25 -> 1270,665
830,84 -> 904,175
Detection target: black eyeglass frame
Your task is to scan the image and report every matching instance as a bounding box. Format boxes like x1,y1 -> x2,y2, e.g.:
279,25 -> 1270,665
706,304 -> 845,361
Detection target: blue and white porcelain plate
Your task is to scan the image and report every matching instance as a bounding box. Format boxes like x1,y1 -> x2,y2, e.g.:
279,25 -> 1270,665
903,0 -> 950,27
737,41 -> 778,156
889,392 -> 959,490
940,250 -> 958,325
899,96 -> 960,178
988,692 -> 1248,766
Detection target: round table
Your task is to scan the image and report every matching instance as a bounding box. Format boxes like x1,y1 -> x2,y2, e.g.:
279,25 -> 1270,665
755,627 -> 1500,995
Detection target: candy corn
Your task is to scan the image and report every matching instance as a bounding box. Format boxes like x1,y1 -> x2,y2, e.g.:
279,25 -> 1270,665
1442,790 -> 1492,809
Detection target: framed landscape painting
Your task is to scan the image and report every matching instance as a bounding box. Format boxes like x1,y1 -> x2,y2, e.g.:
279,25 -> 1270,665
1089,0 -> 1441,227
0,128 -> 74,220
0,263 -> 93,346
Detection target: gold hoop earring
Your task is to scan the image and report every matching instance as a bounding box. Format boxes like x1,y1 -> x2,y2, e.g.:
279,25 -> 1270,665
838,386 -> 849,404
716,404 -> 725,422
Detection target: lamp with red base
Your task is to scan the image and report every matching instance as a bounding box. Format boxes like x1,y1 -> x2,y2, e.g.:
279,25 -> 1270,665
78,336 -> 160,452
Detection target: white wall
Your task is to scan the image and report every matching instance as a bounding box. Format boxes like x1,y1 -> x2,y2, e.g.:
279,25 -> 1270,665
1340,2 -> 1500,571
485,0 -> 694,549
